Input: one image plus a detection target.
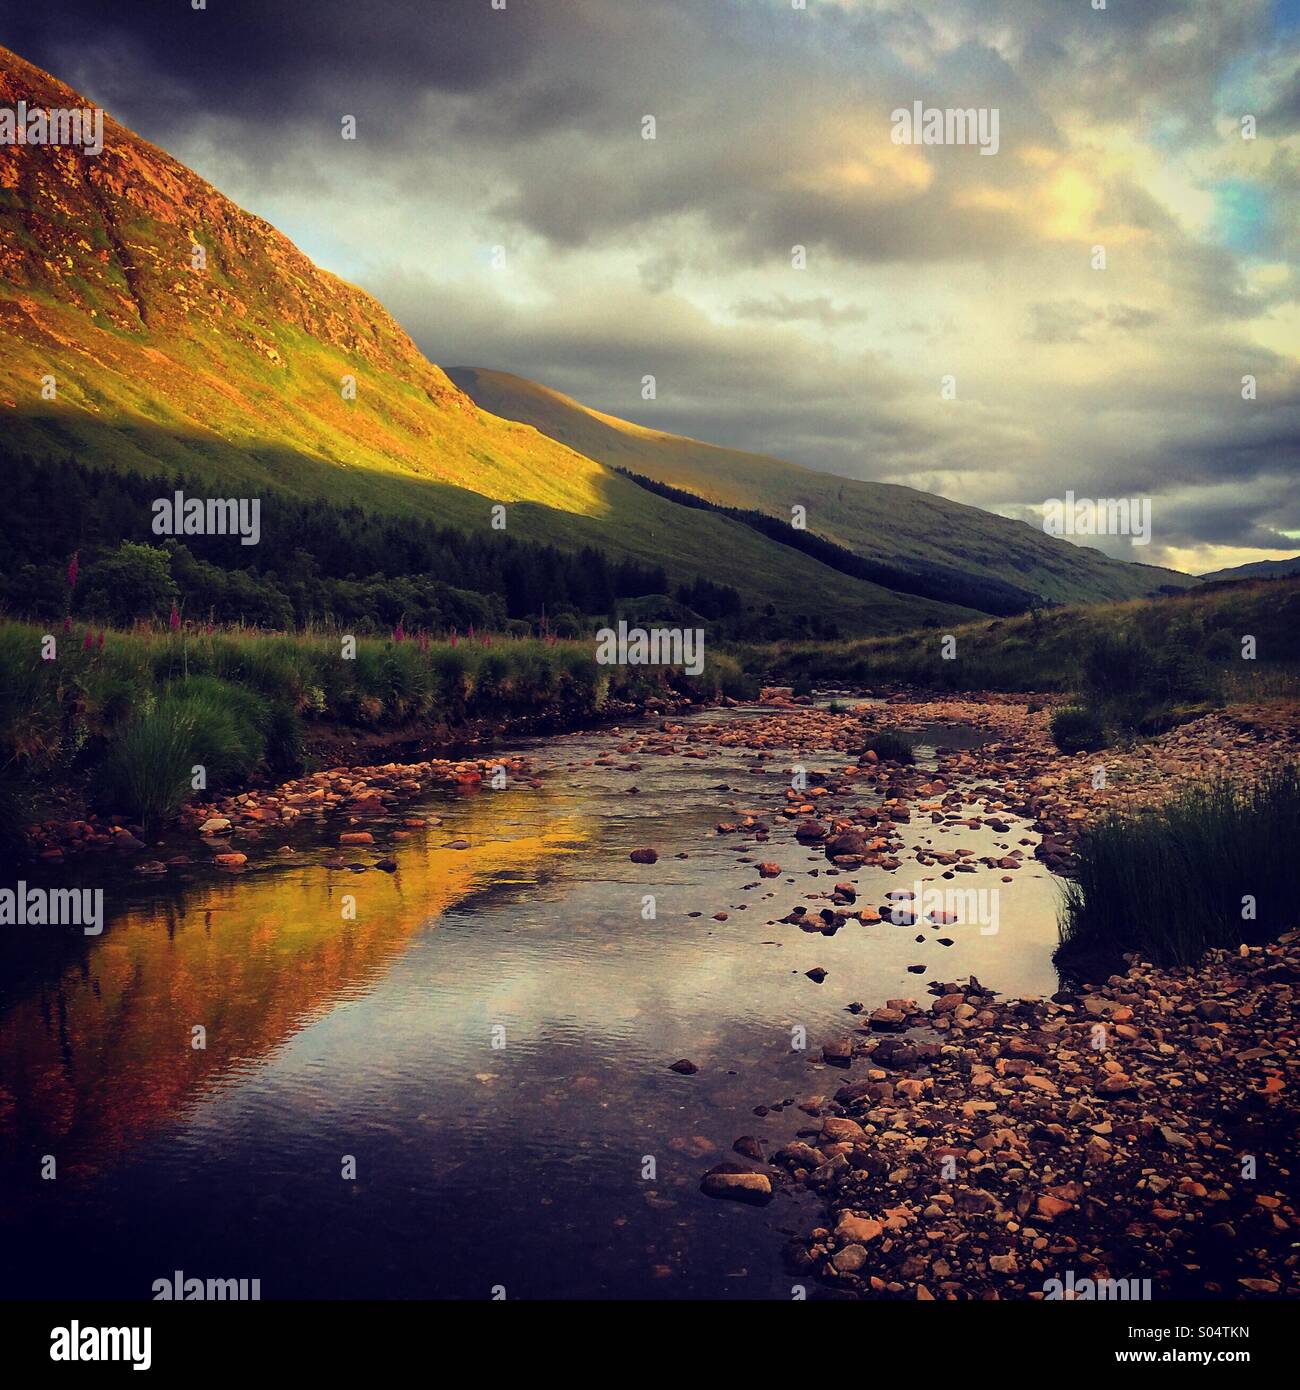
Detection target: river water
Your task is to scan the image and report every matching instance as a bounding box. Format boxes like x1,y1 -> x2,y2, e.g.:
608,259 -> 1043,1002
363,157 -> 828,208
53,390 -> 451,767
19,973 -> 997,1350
0,704 -> 1063,1300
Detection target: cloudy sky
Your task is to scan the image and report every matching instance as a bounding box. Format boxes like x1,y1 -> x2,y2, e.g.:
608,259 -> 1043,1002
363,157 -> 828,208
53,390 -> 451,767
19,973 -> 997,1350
7,0 -> 1298,572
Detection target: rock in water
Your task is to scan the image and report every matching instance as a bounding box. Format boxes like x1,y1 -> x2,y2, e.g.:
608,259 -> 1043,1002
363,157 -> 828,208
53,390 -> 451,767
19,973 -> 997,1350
700,1164 -> 774,1205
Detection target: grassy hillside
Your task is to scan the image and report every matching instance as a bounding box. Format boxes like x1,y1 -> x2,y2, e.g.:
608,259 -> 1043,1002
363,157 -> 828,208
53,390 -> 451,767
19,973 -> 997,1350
448,368 -> 1199,607
748,577 -> 1300,696
0,44 -> 977,639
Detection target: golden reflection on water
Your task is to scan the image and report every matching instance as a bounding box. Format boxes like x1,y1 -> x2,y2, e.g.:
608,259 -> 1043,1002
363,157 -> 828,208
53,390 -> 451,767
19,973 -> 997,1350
0,787 -> 584,1181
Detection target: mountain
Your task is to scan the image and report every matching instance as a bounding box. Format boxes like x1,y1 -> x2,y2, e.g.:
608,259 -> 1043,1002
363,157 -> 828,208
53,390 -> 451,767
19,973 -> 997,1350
0,44 -> 1186,641
1198,557 -> 1300,582
446,370 -> 1199,607
0,45 -> 980,637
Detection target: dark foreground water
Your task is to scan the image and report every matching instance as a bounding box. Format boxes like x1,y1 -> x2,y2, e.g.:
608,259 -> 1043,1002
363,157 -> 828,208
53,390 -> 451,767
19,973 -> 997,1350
0,706 -> 1062,1299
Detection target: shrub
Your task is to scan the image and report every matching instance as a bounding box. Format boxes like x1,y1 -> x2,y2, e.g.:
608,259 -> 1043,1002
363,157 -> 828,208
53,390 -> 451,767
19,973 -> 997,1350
1050,704 -> 1109,754
713,654 -> 759,701
1080,630 -> 1148,707
79,542 -> 179,627
1080,628 -> 1220,732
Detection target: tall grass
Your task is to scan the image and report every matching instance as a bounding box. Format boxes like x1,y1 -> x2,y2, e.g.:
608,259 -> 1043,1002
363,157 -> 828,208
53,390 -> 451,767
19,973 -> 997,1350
1055,765 -> 1300,970
99,696 -> 202,830
99,677 -> 272,827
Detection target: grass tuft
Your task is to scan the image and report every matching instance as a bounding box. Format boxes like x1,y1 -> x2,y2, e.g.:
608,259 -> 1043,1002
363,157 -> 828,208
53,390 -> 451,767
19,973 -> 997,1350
864,731 -> 915,765
1055,765 -> 1300,970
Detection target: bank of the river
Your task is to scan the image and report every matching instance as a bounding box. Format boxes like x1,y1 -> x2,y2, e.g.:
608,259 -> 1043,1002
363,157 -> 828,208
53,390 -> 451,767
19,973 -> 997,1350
772,936 -> 1300,1300
0,616 -> 755,857
16,689 -> 723,867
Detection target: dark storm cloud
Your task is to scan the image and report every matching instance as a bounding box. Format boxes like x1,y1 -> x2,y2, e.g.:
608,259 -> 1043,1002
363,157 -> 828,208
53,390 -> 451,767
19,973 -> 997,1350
1144,478 -> 1300,557
6,0 -> 1063,264
5,0 -> 535,123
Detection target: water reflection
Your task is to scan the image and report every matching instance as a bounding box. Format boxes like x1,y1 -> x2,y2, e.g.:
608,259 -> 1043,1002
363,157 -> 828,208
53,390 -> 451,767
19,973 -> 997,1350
0,787 -> 583,1187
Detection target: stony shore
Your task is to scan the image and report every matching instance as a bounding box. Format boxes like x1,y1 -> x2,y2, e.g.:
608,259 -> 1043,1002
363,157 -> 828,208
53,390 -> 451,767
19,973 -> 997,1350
26,754 -> 538,871
19,692 -> 699,867
748,939 -> 1299,1300
645,690 -> 1300,876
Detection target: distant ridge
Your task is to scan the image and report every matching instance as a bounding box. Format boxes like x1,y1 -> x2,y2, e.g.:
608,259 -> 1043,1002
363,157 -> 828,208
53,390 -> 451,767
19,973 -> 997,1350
447,368 -> 1199,607
1198,557 -> 1300,582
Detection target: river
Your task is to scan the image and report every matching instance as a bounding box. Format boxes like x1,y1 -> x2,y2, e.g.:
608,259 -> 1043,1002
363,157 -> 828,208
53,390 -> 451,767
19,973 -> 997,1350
0,702 -> 1063,1299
